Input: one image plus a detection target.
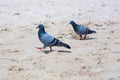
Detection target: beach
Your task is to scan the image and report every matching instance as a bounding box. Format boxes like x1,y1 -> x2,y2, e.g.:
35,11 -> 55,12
0,0 -> 120,80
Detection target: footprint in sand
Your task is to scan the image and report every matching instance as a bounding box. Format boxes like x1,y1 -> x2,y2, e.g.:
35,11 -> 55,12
60,71 -> 77,78
7,65 -> 27,72
105,21 -> 117,26
101,3 -> 106,7
1,49 -> 23,54
0,28 -> 11,32
117,59 -> 120,62
94,24 -> 103,27
13,12 -> 21,16
110,30 -> 114,33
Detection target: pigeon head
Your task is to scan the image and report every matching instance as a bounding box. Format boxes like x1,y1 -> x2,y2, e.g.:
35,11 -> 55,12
37,24 -> 46,33
69,20 -> 78,27
69,20 -> 75,24
37,24 -> 44,29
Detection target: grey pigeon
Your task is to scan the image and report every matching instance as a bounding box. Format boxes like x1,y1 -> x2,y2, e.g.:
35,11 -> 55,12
36,24 -> 71,51
69,20 -> 96,40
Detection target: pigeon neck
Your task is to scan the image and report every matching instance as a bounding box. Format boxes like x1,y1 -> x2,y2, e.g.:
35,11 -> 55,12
71,23 -> 79,30
38,29 -> 46,34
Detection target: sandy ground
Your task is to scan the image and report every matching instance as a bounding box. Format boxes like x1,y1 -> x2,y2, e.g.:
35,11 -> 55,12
0,0 -> 120,80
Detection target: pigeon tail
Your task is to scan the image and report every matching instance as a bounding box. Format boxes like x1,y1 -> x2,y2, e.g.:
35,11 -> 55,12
58,42 -> 71,49
88,30 -> 96,34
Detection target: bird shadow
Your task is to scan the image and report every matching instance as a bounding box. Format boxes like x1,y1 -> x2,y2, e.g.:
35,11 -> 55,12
57,50 -> 72,53
42,50 -> 55,54
42,50 -> 71,54
84,37 -> 97,40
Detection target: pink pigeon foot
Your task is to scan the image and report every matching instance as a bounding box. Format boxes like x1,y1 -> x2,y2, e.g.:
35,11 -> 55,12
36,47 -> 43,51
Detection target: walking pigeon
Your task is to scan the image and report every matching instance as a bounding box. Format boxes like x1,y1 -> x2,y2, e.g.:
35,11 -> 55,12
69,20 -> 96,40
36,24 -> 71,51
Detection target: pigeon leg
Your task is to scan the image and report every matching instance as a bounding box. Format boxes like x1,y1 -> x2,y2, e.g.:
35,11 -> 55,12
80,35 -> 82,40
50,47 -> 52,51
82,34 -> 87,39
36,47 -> 43,50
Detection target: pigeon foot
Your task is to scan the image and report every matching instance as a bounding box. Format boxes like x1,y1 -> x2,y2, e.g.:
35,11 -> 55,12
36,47 -> 43,50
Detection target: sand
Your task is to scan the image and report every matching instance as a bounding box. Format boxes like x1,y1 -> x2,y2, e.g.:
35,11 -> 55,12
0,0 -> 120,80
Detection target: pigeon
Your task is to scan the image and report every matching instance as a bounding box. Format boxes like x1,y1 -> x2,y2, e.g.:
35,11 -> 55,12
36,24 -> 71,51
69,20 -> 96,40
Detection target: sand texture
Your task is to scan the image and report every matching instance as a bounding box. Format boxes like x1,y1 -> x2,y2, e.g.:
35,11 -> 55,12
0,0 -> 120,80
